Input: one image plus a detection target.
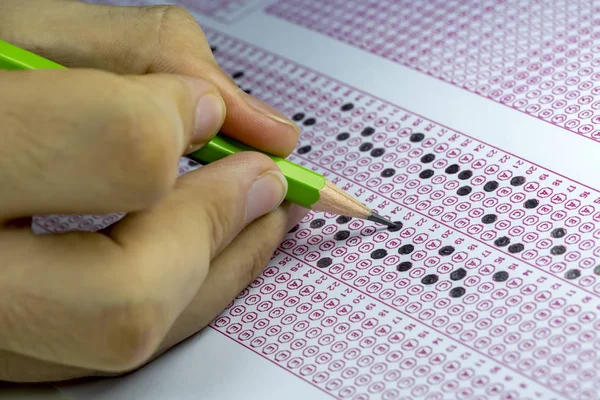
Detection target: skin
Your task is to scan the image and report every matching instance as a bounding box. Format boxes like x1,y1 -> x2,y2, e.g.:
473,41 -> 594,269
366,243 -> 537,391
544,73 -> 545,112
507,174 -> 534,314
0,0 -> 308,382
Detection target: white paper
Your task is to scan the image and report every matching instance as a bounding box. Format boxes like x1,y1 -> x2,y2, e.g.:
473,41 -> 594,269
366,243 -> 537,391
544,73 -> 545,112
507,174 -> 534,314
54,1 -> 600,399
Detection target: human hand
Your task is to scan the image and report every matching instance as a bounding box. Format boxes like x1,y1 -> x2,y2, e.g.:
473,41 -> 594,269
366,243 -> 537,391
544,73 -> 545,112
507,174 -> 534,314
0,0 -> 307,382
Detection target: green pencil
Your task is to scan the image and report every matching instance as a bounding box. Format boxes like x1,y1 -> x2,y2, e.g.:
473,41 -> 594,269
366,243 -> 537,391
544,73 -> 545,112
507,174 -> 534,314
0,39 -> 395,227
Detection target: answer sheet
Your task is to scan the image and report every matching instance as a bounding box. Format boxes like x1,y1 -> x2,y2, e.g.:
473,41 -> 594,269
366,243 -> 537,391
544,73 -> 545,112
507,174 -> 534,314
54,1 -> 600,399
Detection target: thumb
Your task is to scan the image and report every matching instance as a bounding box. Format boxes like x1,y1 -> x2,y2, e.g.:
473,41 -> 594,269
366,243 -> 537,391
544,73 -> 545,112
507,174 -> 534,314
0,68 -> 226,219
0,0 -> 300,157
108,152 -> 289,266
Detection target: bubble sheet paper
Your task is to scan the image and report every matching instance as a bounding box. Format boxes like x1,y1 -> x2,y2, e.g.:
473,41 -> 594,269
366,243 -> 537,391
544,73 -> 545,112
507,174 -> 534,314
50,2 -> 600,400
267,0 -> 600,142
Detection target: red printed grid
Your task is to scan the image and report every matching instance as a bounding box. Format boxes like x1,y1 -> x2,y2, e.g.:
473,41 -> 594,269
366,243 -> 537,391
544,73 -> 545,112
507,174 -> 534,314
33,28 -> 599,400
265,0 -> 600,143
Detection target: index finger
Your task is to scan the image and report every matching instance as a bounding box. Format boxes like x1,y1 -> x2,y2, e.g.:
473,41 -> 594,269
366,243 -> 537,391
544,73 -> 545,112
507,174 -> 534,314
0,0 -> 300,157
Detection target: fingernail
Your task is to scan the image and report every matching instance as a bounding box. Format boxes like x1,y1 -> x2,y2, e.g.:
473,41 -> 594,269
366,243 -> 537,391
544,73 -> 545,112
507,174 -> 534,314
191,92 -> 226,146
239,90 -> 300,133
246,170 -> 288,224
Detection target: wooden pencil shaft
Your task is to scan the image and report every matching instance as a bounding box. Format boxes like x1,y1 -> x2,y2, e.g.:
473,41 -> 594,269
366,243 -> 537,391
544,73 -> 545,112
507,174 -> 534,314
312,181 -> 371,219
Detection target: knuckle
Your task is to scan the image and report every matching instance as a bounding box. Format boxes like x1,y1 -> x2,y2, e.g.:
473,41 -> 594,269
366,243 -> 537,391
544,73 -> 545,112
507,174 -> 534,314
159,4 -> 196,23
99,300 -> 164,371
97,260 -> 168,371
144,4 -> 198,41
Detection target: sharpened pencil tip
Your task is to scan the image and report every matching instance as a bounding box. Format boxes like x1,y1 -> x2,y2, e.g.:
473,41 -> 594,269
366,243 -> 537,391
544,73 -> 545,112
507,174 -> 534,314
367,212 -> 396,228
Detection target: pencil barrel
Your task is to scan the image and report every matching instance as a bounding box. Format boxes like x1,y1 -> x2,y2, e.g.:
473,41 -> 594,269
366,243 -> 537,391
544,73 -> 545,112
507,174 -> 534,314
188,135 -> 326,208
0,40 -> 65,70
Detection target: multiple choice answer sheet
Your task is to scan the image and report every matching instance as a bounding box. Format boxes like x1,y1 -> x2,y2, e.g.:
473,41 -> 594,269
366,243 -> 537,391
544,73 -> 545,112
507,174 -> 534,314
56,1 -> 600,399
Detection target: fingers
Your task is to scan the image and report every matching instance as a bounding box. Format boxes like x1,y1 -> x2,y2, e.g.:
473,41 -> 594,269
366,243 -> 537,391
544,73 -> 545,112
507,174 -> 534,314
0,228 -> 159,372
0,68 -> 225,220
0,204 -> 308,383
0,0 -> 300,157
157,203 -> 308,352
0,152 -> 287,373
109,152 -> 288,262
101,151 -> 291,363
0,202 -> 307,383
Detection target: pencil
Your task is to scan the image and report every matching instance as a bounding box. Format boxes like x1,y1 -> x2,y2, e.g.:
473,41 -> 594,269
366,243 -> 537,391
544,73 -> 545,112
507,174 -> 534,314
0,39 -> 396,228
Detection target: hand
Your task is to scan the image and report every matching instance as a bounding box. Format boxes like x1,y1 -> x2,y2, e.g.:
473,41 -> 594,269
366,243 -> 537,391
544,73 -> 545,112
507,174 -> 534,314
0,0 -> 307,382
